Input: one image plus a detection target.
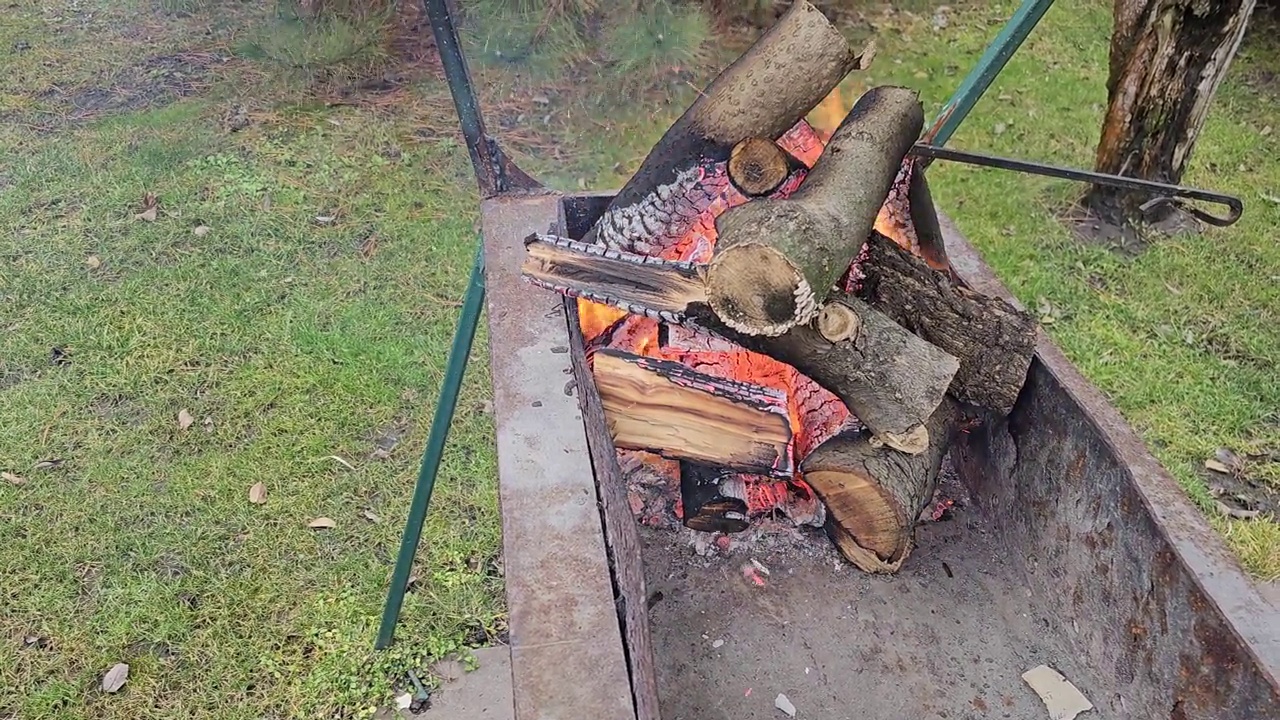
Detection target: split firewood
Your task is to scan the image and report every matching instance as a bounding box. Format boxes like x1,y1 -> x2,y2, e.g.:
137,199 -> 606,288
801,397 -> 965,573
523,235 -> 959,448
706,86 -> 924,337
585,1 -> 874,255
857,232 -> 1037,414
873,161 -> 953,274
592,348 -> 794,477
680,462 -> 750,534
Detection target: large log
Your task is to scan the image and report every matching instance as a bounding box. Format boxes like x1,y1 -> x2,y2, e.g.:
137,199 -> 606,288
801,398 -> 965,573
591,348 -> 794,477
523,235 -> 960,447
857,232 -> 1037,414
705,86 -> 924,337
587,1 -> 873,255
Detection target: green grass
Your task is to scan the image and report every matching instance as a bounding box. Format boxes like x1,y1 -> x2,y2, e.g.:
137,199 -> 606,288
0,0 -> 1277,717
1,2 -> 502,718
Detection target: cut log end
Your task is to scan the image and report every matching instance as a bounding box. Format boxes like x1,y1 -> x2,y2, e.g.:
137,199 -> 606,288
728,138 -> 791,196
706,243 -> 818,337
801,398 -> 961,572
816,302 -> 861,343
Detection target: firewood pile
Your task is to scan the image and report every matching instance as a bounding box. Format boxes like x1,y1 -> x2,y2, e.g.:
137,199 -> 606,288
519,1 -> 1038,573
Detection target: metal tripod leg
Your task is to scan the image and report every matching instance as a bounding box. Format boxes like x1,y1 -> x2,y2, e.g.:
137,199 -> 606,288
921,0 -> 1057,155
376,245 -> 485,650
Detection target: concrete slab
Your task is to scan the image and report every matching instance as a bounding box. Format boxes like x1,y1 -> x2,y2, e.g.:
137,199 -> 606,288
419,647 -> 515,720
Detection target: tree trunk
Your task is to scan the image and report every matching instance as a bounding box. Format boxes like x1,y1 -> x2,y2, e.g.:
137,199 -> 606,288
1084,0 -> 1255,225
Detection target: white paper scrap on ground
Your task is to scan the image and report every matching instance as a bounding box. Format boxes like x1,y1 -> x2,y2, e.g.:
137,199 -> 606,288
1022,664 -> 1094,720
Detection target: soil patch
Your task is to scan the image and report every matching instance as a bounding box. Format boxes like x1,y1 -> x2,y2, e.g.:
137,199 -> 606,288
10,51 -> 225,131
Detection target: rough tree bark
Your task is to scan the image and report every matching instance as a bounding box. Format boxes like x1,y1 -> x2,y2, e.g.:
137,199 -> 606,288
1083,0 -> 1255,226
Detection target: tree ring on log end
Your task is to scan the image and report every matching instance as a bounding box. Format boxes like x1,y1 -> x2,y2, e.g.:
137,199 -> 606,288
707,244 -> 818,337
804,467 -> 909,565
728,138 -> 790,197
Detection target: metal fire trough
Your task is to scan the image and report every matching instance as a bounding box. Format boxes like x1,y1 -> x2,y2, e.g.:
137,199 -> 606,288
479,191 -> 1280,720
377,2 -> 1280,718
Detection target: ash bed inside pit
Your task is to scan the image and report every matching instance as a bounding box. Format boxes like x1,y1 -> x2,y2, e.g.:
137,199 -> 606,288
638,466 -> 1086,720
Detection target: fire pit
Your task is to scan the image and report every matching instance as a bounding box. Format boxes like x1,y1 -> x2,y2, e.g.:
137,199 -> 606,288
378,2 -> 1280,719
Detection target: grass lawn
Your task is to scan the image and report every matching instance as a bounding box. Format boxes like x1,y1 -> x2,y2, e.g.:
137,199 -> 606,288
0,0 -> 1276,718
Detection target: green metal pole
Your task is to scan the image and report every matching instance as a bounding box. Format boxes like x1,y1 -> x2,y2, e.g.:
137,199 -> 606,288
376,245 -> 485,650
921,0 -> 1056,157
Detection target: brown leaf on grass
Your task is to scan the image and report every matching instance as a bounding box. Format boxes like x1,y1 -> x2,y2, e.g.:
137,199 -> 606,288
308,517 -> 337,529
360,509 -> 381,524
134,193 -> 159,222
33,459 -> 63,470
177,409 -> 194,431
101,662 -> 129,693
357,232 -> 379,260
193,225 -> 210,237
248,482 -> 267,505
1205,458 -> 1232,474
86,255 -> 101,270
1214,447 -> 1246,475
2,471 -> 25,485
1215,500 -> 1261,520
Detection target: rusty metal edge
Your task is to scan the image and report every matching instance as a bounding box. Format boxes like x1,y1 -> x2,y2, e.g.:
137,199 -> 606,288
937,211 -> 1280,683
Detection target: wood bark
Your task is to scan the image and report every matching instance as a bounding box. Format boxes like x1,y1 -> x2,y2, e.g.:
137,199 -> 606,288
706,86 -> 924,337
521,235 -> 960,445
680,462 -> 750,533
563,299 -> 662,720
857,232 -> 1037,414
801,398 -> 964,573
591,348 -> 794,477
586,0 -> 873,253
1084,0 -> 1255,224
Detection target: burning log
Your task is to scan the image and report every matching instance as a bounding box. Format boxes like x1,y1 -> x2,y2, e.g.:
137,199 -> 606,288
857,232 -> 1038,414
586,1 -> 874,255
801,397 -> 965,573
706,86 -> 924,337
524,235 -> 959,449
591,348 -> 794,477
727,138 -> 803,197
680,462 -> 750,534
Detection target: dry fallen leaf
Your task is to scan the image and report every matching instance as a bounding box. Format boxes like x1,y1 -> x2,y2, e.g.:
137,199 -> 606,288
1214,447 -> 1246,475
308,517 -> 337,529
101,662 -> 129,693
134,192 -> 159,222
86,255 -> 101,270
2,471 -> 25,485
357,232 -> 379,260
360,509 -> 381,524
1205,458 -> 1233,474
248,482 -> 267,505
33,459 -> 63,470
193,225 -> 210,237
1215,501 -> 1261,520
177,409 -> 194,431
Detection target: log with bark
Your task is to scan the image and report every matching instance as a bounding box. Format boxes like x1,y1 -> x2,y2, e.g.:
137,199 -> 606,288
857,232 -> 1038,414
801,397 -> 966,573
706,86 -> 924,337
525,235 -> 959,449
591,348 -> 794,477
586,0 -> 874,256
1083,0 -> 1255,226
